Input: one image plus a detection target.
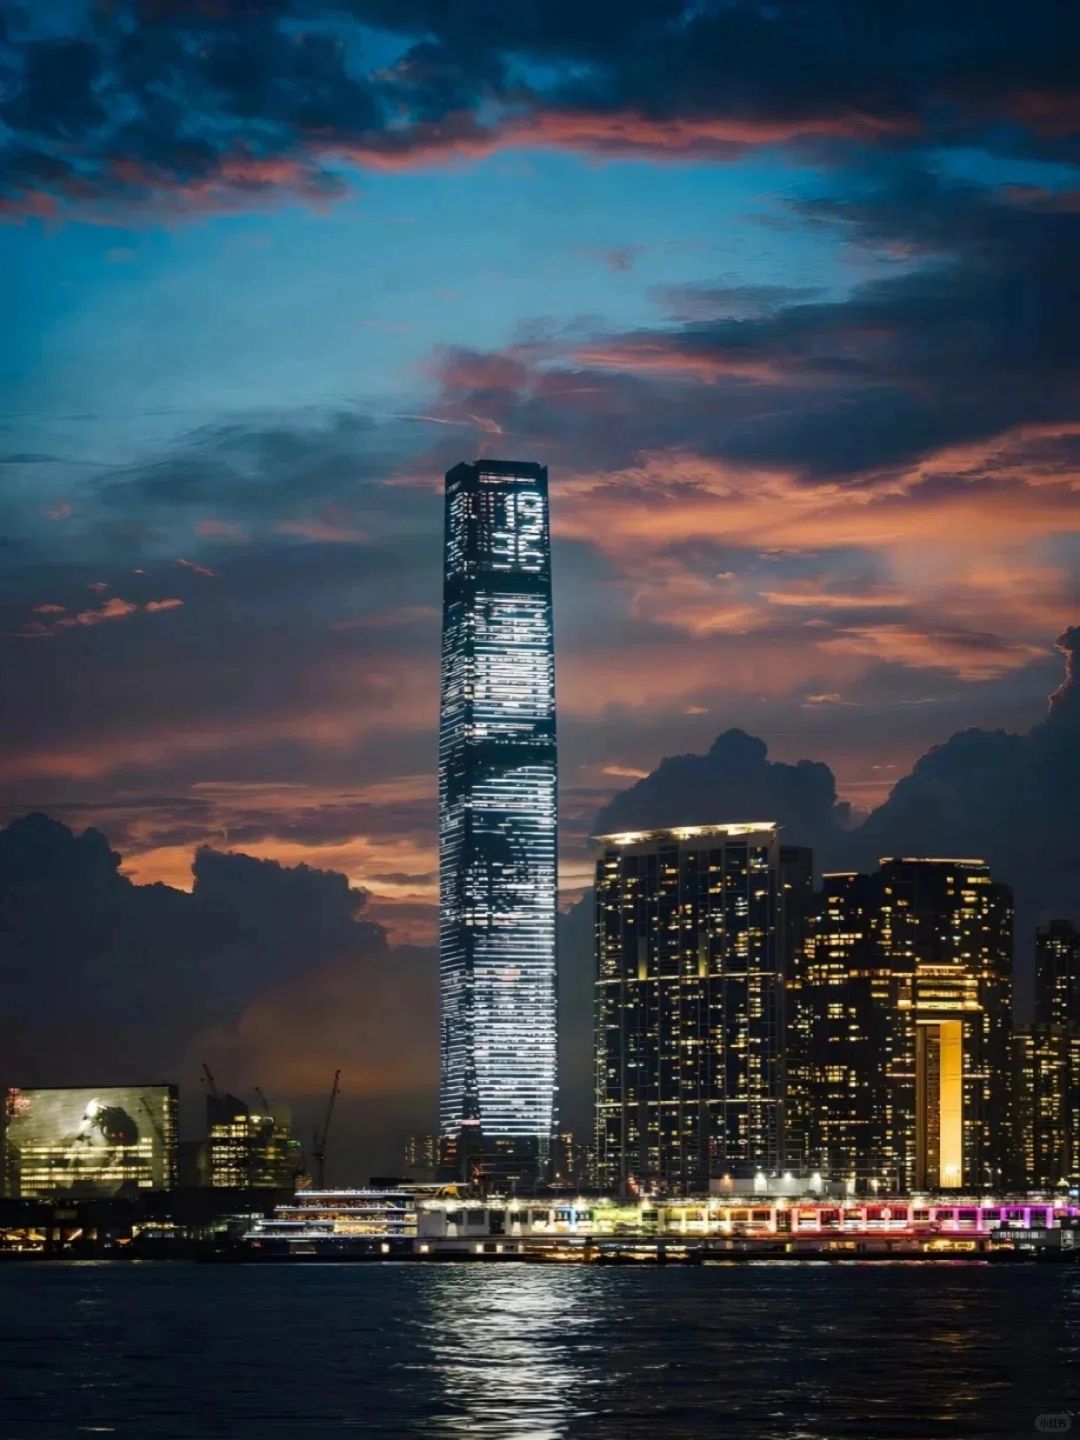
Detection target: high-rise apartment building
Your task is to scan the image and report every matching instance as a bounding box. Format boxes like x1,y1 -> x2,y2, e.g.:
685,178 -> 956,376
594,824 -> 812,1195
1012,919 -> 1080,1189
1035,919 -> 1080,1027
790,858 -> 1013,1191
438,459 -> 557,1185
1013,1024 -> 1079,1188
785,871 -> 896,1186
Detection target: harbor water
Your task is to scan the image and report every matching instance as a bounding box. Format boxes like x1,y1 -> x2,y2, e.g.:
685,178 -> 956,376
0,1261 -> 1075,1438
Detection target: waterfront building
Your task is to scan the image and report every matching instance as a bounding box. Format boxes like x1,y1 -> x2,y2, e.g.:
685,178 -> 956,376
1012,919 -> 1080,1188
1013,1023 -> 1079,1188
252,1190 -> 1080,1258
594,824 -> 813,1195
786,871 -> 901,1189
3,1084 -> 178,1199
790,858 -> 1013,1190
244,1186 -> 419,1254
438,460 -> 558,1187
206,1094 -> 303,1190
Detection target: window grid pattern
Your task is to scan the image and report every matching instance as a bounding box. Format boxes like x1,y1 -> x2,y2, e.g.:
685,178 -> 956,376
594,828 -> 809,1195
439,461 -> 557,1148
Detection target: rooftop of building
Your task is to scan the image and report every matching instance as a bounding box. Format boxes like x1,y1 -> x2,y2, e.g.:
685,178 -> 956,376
593,822 -> 779,848
448,457 -> 546,479
878,856 -> 989,867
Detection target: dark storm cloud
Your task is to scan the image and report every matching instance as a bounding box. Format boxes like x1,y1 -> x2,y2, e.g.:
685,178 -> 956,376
1,0 -> 1077,215
4,623 -> 1077,1142
588,628 -> 1080,917
0,811 -> 378,1069
0,811 -> 437,1172
594,728 -> 850,851
93,410 -> 399,521
860,628 -> 1080,924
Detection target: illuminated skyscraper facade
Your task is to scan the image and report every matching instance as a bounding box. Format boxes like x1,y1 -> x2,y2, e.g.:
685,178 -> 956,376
791,858 -> 1013,1190
1013,1024 -> 1079,1188
1012,919 -> 1080,1188
439,459 -> 557,1183
786,871 -> 897,1185
1036,919 -> 1080,1027
594,824 -> 812,1195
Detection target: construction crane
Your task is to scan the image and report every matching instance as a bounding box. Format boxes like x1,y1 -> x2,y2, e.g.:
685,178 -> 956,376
253,1086 -> 272,1119
311,1069 -> 341,1190
200,1062 -> 220,1099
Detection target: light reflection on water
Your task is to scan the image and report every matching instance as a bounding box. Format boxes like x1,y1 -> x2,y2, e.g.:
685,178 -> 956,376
0,1262 -> 1076,1438
402,1262 -> 1080,1440
411,1268 -> 609,1438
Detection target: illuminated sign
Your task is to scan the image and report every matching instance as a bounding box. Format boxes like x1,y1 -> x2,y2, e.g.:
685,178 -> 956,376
4,1085 -> 178,1198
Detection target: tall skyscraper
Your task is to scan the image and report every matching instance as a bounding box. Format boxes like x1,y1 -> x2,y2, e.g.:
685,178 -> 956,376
785,871 -> 897,1187
594,823 -> 812,1195
790,857 -> 1013,1191
1013,919 -> 1080,1189
438,459 -> 557,1185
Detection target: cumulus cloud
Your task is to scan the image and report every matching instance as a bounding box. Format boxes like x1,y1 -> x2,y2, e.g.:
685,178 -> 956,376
0,813 -> 436,1175
589,628 -> 1080,913
594,727 -> 852,858
860,627 -> 1080,928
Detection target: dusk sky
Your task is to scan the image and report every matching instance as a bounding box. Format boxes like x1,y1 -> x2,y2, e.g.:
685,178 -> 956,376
2,1 -> 1078,1166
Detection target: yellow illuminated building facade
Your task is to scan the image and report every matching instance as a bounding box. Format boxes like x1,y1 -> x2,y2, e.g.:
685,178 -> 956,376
790,858 -> 1013,1191
594,824 -> 812,1195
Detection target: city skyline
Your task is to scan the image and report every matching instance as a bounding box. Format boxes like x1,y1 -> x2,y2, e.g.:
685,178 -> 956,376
0,618 -> 1077,1176
2,8 -> 1078,1436
1,0 -> 1078,1178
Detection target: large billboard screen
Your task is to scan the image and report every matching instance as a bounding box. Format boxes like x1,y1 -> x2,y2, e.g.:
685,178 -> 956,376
4,1085 -> 179,1198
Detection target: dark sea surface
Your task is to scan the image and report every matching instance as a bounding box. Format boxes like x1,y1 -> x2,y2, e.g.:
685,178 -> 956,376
0,1261 -> 1076,1440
